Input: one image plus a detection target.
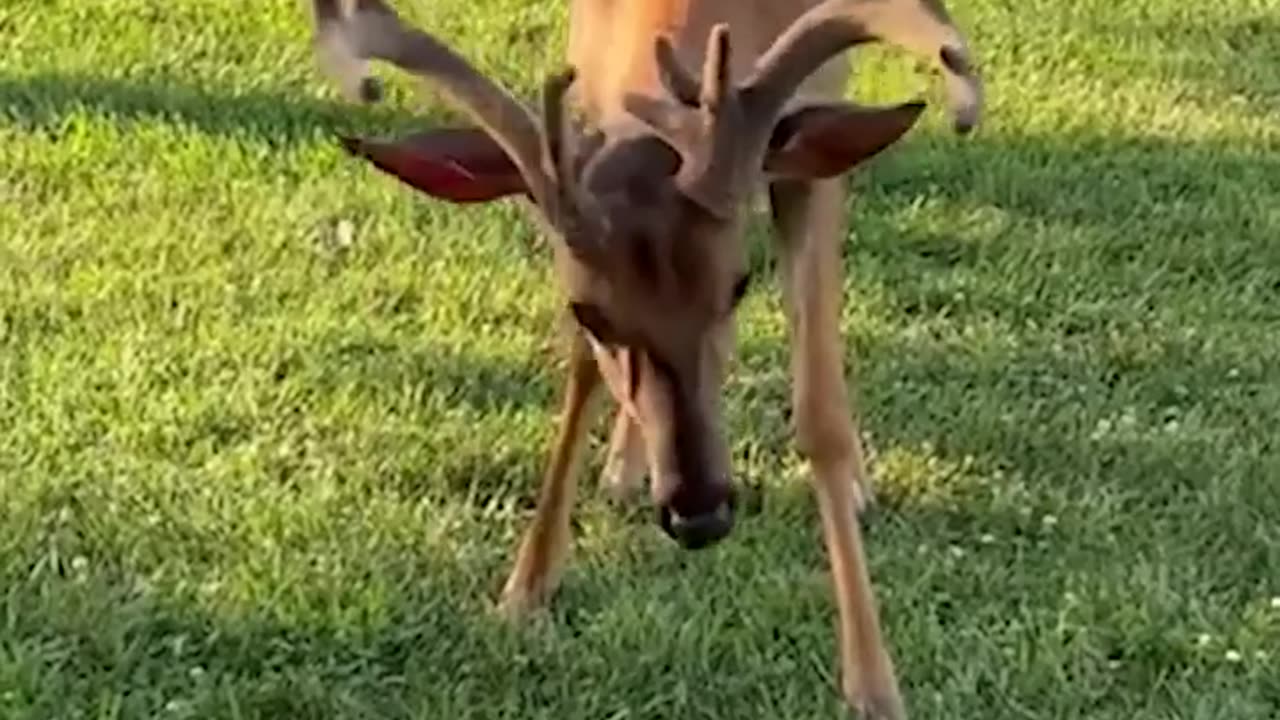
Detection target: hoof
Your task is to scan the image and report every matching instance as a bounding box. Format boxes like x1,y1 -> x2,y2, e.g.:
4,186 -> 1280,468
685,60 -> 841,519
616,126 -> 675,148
844,683 -> 905,720
495,587 -> 546,622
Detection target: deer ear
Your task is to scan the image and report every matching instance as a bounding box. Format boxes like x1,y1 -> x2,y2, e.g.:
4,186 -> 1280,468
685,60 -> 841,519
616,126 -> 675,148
763,101 -> 926,180
339,128 -> 527,203
570,301 -> 624,346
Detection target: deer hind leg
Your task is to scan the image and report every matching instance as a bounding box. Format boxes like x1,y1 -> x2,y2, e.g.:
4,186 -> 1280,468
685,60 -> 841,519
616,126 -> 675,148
598,313 -> 736,506
498,328 -> 601,618
770,177 -> 904,719
600,408 -> 648,503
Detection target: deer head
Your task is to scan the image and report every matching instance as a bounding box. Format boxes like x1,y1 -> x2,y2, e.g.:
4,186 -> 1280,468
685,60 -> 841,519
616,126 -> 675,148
311,0 -> 981,549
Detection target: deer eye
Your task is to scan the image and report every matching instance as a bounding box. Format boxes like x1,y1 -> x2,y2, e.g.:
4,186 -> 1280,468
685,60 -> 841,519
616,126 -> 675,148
730,272 -> 751,307
570,301 -> 622,346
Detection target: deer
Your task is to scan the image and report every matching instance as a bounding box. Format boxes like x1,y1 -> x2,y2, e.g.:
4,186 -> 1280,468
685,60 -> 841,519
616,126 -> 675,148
307,0 -> 981,716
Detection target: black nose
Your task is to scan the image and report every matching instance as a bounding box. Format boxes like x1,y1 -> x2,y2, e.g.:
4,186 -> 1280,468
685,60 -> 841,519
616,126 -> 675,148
659,502 -> 735,550
357,76 -> 384,103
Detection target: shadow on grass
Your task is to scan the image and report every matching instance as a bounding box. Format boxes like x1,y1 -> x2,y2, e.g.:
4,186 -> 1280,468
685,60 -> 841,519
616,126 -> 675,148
2,545 -> 499,718
0,72 -> 435,143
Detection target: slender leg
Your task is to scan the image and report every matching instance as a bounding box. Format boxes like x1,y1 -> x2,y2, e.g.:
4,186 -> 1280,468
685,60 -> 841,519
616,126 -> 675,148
498,329 -> 602,617
600,408 -> 647,503
770,178 -> 903,719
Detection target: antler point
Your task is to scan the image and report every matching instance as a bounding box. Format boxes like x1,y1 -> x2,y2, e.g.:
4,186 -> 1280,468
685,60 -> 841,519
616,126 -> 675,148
336,134 -> 366,157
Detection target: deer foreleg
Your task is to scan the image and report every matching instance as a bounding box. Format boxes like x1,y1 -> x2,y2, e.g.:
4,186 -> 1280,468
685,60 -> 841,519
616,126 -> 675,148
499,328 -> 601,617
771,177 -> 903,720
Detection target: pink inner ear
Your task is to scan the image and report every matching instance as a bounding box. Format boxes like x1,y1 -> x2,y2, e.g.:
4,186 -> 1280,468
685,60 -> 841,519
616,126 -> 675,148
339,128 -> 527,203
764,101 -> 926,180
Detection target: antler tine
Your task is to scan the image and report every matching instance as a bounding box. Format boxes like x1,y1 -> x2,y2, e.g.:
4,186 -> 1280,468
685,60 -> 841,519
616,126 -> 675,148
743,0 -> 983,136
312,0 -> 383,102
312,0 -> 554,205
540,68 -> 578,195
654,36 -> 700,107
671,24 -> 747,218
698,26 -> 732,111
537,68 -> 610,262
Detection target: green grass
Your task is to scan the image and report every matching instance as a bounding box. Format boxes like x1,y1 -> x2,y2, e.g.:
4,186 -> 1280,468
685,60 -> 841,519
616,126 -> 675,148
2,0 -> 1279,718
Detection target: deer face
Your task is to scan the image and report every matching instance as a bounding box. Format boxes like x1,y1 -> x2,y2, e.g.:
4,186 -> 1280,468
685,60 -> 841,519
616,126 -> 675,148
562,169 -> 749,548
314,0 -> 981,549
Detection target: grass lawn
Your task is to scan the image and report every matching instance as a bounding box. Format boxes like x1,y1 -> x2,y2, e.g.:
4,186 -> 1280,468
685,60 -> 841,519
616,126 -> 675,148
2,0 -> 1279,718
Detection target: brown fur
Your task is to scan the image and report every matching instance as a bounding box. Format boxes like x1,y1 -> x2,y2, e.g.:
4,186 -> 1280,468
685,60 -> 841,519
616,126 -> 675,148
307,1 -> 982,717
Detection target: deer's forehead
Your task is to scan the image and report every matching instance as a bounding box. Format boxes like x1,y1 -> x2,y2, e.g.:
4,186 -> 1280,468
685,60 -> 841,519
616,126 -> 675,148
618,222 -> 741,295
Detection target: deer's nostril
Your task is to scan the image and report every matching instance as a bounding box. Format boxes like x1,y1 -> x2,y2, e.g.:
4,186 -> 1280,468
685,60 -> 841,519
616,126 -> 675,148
659,501 -> 735,550
358,76 -> 384,103
939,45 -> 971,76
